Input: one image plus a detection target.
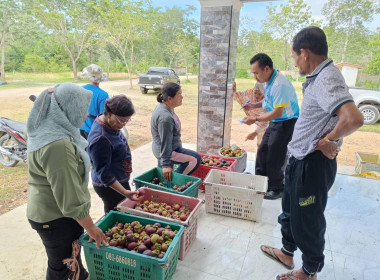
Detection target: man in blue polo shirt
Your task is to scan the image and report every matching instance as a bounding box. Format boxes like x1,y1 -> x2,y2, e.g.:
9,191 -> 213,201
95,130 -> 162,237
243,53 -> 299,200
80,64 -> 109,139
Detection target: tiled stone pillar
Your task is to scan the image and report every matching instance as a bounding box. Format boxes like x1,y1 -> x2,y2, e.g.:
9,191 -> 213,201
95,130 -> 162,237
197,0 -> 242,154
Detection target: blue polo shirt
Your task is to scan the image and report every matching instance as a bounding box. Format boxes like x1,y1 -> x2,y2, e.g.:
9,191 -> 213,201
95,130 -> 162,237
263,69 -> 299,122
81,84 -> 109,133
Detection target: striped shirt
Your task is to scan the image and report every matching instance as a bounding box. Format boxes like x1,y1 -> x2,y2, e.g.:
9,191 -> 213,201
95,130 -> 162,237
288,59 -> 354,160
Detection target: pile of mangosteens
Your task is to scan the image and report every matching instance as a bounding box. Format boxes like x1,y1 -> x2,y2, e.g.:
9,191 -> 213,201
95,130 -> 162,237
150,177 -> 193,192
135,200 -> 190,221
151,177 -> 164,186
105,221 -> 177,259
201,155 -> 232,168
172,181 -> 193,192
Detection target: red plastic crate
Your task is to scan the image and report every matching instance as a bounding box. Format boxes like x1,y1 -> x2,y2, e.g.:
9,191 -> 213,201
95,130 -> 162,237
116,188 -> 204,260
192,154 -> 237,190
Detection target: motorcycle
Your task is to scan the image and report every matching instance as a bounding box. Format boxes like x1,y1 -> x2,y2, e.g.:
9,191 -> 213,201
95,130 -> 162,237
0,95 -> 35,167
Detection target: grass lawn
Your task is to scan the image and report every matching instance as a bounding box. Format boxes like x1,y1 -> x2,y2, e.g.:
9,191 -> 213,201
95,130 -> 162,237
0,72 -> 134,90
358,121 -> 380,132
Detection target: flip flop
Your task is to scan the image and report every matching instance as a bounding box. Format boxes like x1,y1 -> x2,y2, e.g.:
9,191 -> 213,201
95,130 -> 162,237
276,271 -> 318,280
260,245 -> 295,270
276,271 -> 298,280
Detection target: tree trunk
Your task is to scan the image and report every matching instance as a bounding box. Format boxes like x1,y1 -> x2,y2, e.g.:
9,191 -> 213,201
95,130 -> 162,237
0,33 -> 6,83
122,56 -> 132,89
72,59 -> 78,81
341,16 -> 353,62
89,48 -> 93,64
283,41 -> 289,70
130,45 -> 134,89
185,58 -> 188,80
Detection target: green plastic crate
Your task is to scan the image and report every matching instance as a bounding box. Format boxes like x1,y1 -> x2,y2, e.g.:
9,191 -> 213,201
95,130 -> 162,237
79,211 -> 184,280
133,167 -> 201,198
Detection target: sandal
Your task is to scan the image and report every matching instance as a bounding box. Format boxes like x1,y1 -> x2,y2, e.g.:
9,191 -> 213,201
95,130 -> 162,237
276,271 -> 318,280
260,245 -> 295,269
276,271 -> 298,280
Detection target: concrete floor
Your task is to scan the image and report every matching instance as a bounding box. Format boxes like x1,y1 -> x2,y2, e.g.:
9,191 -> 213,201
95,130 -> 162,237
0,143 -> 378,280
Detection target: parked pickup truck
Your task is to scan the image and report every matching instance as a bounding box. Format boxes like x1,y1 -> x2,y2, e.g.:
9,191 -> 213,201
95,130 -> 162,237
350,87 -> 380,125
138,67 -> 180,94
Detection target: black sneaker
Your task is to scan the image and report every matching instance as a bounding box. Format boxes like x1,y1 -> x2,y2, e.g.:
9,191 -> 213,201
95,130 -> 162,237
264,190 -> 283,200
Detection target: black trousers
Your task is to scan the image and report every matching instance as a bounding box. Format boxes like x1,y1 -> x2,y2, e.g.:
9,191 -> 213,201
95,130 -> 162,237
94,182 -> 130,214
29,217 -> 88,280
278,151 -> 337,275
255,118 -> 297,192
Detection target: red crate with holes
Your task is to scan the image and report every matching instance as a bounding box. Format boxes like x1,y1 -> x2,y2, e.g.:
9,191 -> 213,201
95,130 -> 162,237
191,154 -> 237,190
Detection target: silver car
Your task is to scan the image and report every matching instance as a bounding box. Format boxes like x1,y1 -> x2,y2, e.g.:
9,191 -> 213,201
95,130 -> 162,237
350,88 -> 380,125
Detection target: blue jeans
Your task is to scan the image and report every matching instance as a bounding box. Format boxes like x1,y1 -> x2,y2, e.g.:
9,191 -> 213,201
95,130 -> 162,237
158,147 -> 201,175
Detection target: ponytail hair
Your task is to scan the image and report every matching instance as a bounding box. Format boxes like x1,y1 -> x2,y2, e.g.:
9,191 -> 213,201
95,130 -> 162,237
157,92 -> 164,103
156,82 -> 181,103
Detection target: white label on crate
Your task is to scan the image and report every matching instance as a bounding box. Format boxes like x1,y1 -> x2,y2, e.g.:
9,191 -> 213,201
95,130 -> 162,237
105,252 -> 137,268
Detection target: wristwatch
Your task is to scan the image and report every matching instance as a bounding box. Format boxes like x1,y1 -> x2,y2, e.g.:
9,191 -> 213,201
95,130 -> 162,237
325,134 -> 339,145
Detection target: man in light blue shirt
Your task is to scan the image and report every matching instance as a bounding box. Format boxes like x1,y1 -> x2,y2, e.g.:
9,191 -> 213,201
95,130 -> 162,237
243,53 -> 299,200
262,69 -> 299,122
80,64 -> 109,139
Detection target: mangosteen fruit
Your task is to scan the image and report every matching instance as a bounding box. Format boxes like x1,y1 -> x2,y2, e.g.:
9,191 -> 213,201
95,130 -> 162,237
144,238 -> 152,248
151,234 -> 160,244
137,244 -> 147,253
143,250 -> 154,257
127,242 -> 137,251
137,188 -> 145,197
161,243 -> 168,252
145,227 -> 156,235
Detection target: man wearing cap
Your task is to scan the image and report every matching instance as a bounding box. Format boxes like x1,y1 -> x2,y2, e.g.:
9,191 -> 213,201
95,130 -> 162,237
80,64 -> 109,139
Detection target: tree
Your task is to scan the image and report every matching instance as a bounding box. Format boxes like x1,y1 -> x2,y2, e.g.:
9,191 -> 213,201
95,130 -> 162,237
237,29 -> 283,71
324,25 -> 373,65
365,28 -> 380,74
322,0 -> 379,62
31,0 -> 98,80
0,0 -> 22,83
263,0 -> 316,70
167,32 -> 199,79
22,54 -> 46,72
99,50 -> 113,78
94,0 -> 152,89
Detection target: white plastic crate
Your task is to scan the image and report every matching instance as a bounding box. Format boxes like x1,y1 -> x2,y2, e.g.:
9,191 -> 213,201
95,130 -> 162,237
203,169 -> 268,222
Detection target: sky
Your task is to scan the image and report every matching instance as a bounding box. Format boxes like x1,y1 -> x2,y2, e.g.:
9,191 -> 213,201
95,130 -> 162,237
151,0 -> 380,32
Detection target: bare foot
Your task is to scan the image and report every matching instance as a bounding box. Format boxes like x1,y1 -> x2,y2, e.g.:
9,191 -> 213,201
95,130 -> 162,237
278,268 -> 317,280
261,245 -> 294,268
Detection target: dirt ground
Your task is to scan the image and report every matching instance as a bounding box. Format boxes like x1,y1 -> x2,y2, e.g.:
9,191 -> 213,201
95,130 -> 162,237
0,78 -> 379,215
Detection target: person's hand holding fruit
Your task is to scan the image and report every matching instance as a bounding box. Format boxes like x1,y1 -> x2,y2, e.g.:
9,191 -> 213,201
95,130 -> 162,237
124,190 -> 140,201
162,166 -> 173,181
